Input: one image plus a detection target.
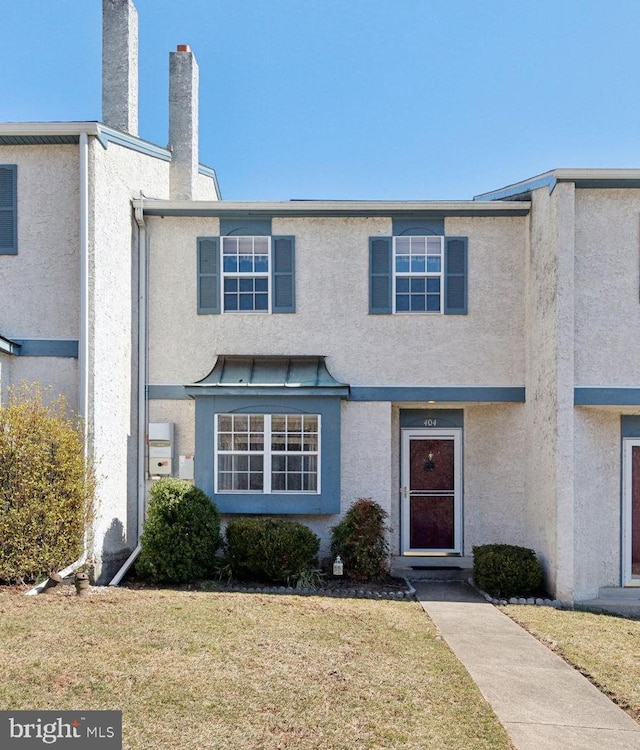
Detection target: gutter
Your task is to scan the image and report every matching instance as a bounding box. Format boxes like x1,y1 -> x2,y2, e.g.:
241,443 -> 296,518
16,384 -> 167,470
108,194 -> 148,585
25,132 -> 91,595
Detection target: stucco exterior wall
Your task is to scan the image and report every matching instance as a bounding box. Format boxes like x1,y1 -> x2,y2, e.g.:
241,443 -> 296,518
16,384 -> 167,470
147,214 -> 527,388
194,171 -> 219,201
574,188 -> 640,385
464,404 -> 527,551
0,145 -> 80,338
0,355 -> 78,409
90,138 -> 170,579
573,407 -> 622,600
525,183 -> 576,601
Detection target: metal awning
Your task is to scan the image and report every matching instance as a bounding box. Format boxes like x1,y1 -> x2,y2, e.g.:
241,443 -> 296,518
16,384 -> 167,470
186,355 -> 349,397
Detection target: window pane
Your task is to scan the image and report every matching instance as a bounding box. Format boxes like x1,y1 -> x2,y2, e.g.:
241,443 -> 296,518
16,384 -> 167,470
288,455 -> 302,472
255,294 -> 268,310
238,237 -> 252,253
218,434 -> 233,450
427,294 -> 441,312
395,255 -> 410,273
411,295 -> 426,311
396,277 -> 409,293
224,278 -> 238,292
254,237 -> 269,253
239,294 -> 254,311
234,416 -> 248,432
272,455 -> 286,472
254,255 -> 268,273
396,294 -> 410,311
255,277 -> 268,292
224,294 -> 238,311
238,255 -> 253,273
272,415 -> 286,432
427,256 -> 441,272
427,277 -> 440,293
287,473 -> 302,491
287,415 -> 302,432
411,236 -> 426,253
410,255 -> 425,273
427,237 -> 442,254
250,415 -> 264,431
218,415 -> 232,432
218,472 -> 233,490
410,277 -> 425,293
223,255 -> 237,273
304,416 -> 318,432
396,237 -> 410,253
239,277 -> 253,292
272,472 -> 285,491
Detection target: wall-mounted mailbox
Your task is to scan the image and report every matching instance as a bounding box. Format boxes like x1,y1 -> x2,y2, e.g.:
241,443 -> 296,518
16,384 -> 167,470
148,422 -> 174,476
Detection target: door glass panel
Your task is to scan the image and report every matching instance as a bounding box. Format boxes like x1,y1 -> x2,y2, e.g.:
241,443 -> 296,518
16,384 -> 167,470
409,439 -> 454,491
632,446 -> 640,579
410,496 -> 455,549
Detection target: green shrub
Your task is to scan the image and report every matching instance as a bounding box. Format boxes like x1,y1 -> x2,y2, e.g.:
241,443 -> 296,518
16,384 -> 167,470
136,479 -> 221,584
225,517 -> 320,584
473,544 -> 544,598
330,498 -> 390,581
0,383 -> 95,583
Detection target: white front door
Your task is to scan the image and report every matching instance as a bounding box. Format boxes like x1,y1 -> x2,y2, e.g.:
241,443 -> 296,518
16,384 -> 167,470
623,438 -> 640,586
401,428 -> 462,555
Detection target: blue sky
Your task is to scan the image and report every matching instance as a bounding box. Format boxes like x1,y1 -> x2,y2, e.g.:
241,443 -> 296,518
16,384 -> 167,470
2,1 -> 640,200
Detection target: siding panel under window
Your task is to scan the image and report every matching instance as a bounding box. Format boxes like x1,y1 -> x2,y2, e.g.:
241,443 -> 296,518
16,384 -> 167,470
197,237 -> 220,314
272,236 -> 295,313
0,165 -> 17,255
369,236 -> 392,314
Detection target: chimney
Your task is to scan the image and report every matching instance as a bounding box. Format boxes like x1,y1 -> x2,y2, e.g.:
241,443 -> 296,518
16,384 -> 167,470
169,45 -> 199,200
102,0 -> 139,136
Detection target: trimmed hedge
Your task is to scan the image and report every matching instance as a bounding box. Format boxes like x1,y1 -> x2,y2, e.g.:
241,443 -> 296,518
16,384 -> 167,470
330,498 -> 390,581
226,517 -> 319,584
473,543 -> 544,598
136,479 -> 221,584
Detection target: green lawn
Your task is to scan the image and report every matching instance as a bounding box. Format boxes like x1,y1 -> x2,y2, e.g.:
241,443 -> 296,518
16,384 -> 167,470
0,586 -> 512,749
502,605 -> 640,722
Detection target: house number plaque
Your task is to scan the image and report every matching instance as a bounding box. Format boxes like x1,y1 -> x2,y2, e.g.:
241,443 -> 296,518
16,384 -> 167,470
423,419 -> 438,427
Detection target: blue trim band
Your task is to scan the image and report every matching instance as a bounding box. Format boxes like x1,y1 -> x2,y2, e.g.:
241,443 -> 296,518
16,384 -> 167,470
400,408 -> 464,428
575,387 -> 640,406
149,385 -> 189,400
13,339 -> 78,358
349,386 -> 525,403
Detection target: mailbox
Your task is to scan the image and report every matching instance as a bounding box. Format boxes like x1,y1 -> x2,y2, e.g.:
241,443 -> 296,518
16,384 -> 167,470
148,422 -> 174,476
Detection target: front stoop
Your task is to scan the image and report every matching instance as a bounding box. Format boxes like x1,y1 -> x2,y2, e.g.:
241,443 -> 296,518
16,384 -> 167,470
391,555 -> 473,581
575,586 -> 640,617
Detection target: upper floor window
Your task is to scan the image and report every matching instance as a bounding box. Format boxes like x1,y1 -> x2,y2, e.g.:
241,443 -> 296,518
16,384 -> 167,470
198,235 -> 295,315
222,236 -> 270,312
394,236 -> 443,313
370,234 -> 467,315
0,165 -> 17,255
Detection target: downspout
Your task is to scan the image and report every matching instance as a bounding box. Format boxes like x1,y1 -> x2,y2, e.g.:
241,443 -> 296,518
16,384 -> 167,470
26,131 -> 91,595
109,193 -> 147,585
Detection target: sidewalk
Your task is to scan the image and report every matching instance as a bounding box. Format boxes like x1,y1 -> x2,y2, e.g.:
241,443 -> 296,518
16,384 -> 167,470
413,581 -> 640,750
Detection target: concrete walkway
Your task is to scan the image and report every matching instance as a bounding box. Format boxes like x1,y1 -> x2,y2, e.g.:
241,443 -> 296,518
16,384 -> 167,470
413,581 -> 640,750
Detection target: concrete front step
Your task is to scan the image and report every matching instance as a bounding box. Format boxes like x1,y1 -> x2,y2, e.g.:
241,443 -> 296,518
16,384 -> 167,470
391,555 -> 473,581
596,586 -> 640,600
575,599 -> 640,617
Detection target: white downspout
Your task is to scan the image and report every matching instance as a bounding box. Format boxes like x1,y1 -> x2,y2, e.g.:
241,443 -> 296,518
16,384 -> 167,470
109,194 -> 147,585
26,132 -> 91,595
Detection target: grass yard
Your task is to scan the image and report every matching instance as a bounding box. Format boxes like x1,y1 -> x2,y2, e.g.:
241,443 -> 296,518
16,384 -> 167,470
0,586 -> 513,750
502,605 -> 640,722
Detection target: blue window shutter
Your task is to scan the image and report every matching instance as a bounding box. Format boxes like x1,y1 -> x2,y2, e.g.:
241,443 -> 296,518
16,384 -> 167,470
444,237 -> 467,315
0,165 -> 17,255
197,237 -> 220,314
369,237 -> 392,314
272,236 -> 295,313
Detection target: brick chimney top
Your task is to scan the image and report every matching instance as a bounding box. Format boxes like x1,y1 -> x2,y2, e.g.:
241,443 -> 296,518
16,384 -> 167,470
177,45 -> 191,52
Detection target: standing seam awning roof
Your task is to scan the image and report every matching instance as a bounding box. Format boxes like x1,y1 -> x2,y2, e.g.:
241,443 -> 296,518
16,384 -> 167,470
188,355 -> 349,395
0,334 -> 20,355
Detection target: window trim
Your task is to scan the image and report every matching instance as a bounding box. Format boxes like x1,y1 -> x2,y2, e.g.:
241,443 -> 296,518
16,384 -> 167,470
221,235 -> 272,313
214,413 -> 321,494
392,235 -> 444,314
193,394 -> 341,515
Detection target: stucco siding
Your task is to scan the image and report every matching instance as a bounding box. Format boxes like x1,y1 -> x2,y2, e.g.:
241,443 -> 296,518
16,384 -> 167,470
574,188 -> 640,385
573,408 -> 622,600
0,355 -> 78,409
147,215 -> 527,388
0,145 -> 80,338
464,404 -> 527,552
90,139 -> 170,579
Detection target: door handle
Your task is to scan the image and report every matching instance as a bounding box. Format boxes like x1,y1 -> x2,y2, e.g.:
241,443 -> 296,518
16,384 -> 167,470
403,486 -> 408,498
